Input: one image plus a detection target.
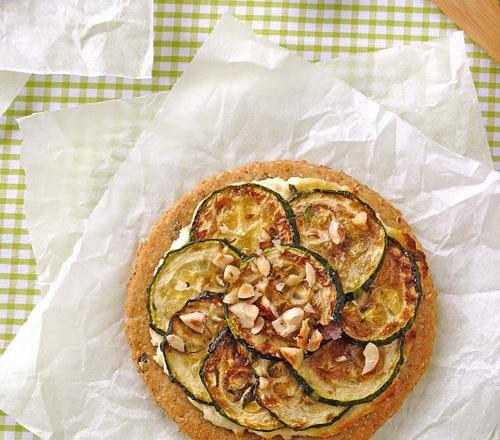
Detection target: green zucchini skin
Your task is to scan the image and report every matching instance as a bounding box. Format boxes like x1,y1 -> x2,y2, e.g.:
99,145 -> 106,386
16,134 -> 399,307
225,244 -> 345,361
160,291 -> 226,404
189,183 -> 299,255
292,338 -> 405,406
147,238 -> 242,335
290,189 -> 388,295
342,238 -> 423,346
200,329 -> 284,432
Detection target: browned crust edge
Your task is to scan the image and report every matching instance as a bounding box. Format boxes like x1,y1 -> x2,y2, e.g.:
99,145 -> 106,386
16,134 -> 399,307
125,160 -> 437,440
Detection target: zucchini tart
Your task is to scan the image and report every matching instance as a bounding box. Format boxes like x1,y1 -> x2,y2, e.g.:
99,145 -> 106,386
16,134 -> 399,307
125,160 -> 436,440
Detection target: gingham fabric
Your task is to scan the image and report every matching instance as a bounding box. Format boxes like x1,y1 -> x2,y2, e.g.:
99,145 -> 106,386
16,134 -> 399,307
0,1 -> 498,438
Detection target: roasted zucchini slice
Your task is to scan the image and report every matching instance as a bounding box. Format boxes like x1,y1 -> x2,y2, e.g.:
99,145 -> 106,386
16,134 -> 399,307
225,245 -> 344,360
148,239 -> 241,333
252,358 -> 349,430
290,190 -> 386,293
190,183 -> 298,255
294,337 -> 403,405
200,331 -> 283,431
161,293 -> 226,403
342,238 -> 422,344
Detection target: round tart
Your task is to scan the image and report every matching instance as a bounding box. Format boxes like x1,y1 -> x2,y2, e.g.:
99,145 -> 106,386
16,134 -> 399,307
125,160 -> 436,440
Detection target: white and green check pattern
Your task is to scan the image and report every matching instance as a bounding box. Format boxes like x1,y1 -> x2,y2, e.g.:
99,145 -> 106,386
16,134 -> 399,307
0,1 -> 498,438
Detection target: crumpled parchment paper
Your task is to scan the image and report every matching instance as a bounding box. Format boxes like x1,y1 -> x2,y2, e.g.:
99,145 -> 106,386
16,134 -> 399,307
0,0 -> 154,78
1,14 -> 499,440
325,31 -> 491,164
19,29 -> 490,298
0,72 -> 30,117
20,93 -> 166,296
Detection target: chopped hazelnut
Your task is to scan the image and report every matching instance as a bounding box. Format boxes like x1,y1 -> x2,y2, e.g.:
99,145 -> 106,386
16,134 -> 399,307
328,218 -> 343,245
362,342 -> 379,375
224,264 -> 241,284
257,295 -> 278,319
215,275 -> 225,286
352,211 -> 368,226
304,303 -> 316,314
229,302 -> 259,328
275,282 -> 285,292
248,290 -> 263,304
223,288 -> 239,304
166,334 -> 185,352
272,307 -> 304,337
179,311 -> 206,334
296,319 -> 311,349
256,255 -> 271,277
212,252 -> 234,269
251,316 -> 265,335
306,329 -> 323,352
305,262 -> 316,287
238,283 -> 255,299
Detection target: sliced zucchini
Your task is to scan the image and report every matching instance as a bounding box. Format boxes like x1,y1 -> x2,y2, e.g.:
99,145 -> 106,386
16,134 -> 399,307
161,293 -> 226,403
253,358 -> 349,430
294,337 -> 403,405
200,330 -> 283,431
148,239 -> 241,333
225,245 -> 343,360
190,183 -> 298,255
342,238 -> 422,344
290,190 -> 387,294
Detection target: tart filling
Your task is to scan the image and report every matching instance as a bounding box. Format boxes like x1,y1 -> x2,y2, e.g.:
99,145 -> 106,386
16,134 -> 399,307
145,176 -> 424,439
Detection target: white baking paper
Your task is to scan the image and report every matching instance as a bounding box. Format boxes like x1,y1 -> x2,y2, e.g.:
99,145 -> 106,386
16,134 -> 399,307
20,93 -> 166,295
0,0 -> 154,78
0,71 -> 30,117
19,29 -> 491,298
325,31 -> 492,165
2,15 -> 499,440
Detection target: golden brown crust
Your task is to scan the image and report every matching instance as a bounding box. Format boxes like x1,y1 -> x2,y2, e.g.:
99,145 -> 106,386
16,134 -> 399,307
125,160 -> 436,440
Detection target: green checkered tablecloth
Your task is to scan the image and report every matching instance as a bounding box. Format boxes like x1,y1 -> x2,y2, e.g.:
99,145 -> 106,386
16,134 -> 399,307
0,1 -> 498,438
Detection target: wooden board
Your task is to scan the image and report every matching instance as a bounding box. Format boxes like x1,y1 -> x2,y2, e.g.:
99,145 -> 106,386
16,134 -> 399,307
432,0 -> 500,64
